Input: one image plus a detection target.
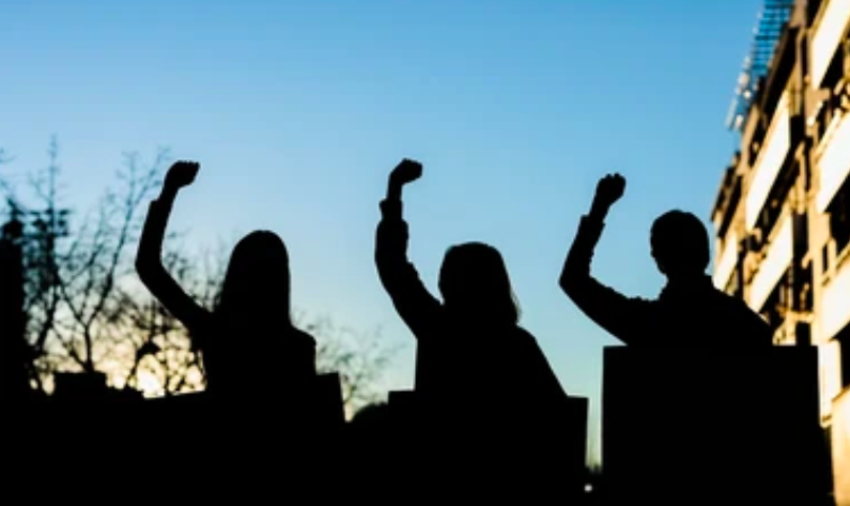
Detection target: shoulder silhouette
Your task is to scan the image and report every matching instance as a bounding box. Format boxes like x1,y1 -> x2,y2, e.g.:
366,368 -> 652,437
560,173 -> 773,347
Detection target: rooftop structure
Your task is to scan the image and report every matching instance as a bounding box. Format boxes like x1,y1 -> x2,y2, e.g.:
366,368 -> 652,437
726,0 -> 796,130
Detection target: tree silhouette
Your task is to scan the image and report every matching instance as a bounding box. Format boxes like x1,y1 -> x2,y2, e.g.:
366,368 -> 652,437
1,137 -> 167,388
1,139 -> 398,414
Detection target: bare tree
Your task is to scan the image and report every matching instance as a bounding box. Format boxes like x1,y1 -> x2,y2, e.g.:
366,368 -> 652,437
1,138 -> 169,388
302,314 -> 399,418
2,140 -> 399,414
116,241 -> 227,396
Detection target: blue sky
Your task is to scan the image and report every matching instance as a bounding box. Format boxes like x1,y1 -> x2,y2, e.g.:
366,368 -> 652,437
1,0 -> 762,460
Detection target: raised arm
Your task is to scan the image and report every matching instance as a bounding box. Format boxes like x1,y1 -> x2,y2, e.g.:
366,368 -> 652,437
375,159 -> 442,338
559,174 -> 652,344
135,161 -> 211,334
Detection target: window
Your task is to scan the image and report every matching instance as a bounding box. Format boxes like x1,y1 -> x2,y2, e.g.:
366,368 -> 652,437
806,0 -> 824,24
812,61 -> 846,148
823,243 -> 831,276
822,46 -> 845,93
760,269 -> 792,336
795,322 -> 811,347
725,267 -> 742,298
837,323 -> 850,389
814,100 -> 831,146
828,177 -> 850,260
796,265 -> 813,312
717,178 -> 742,240
756,162 -> 797,241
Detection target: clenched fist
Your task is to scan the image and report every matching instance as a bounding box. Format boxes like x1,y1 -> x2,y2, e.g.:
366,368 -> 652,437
164,160 -> 200,192
593,173 -> 625,210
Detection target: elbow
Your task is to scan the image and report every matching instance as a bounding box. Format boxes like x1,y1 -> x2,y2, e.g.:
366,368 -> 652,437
559,266 -> 579,297
559,250 -> 589,298
135,251 -> 150,276
135,256 -> 148,279
135,254 -> 160,285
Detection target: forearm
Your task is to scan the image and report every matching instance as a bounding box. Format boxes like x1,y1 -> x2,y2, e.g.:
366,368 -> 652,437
560,212 -> 605,289
375,218 -> 410,288
387,180 -> 402,202
136,188 -> 178,275
588,198 -> 610,223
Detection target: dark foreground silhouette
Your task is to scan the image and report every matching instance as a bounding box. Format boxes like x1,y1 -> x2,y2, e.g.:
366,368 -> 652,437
602,345 -> 831,505
560,173 -> 773,347
136,161 -> 318,404
376,159 -> 567,407
374,159 -> 583,496
4,161 -> 832,504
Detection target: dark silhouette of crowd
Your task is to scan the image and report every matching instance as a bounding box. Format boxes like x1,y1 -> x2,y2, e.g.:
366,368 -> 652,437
4,158 -> 824,505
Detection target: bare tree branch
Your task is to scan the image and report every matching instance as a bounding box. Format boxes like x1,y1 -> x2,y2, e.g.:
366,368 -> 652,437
3,140 -> 398,412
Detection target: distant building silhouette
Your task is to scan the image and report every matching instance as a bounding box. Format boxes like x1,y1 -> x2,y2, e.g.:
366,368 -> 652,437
711,0 -> 849,499
0,217 -> 34,402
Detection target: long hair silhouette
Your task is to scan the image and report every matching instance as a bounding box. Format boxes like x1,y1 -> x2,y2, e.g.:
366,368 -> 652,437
136,161 -> 316,398
216,230 -> 292,323
375,158 -> 566,417
439,242 -> 520,326
204,230 -> 312,391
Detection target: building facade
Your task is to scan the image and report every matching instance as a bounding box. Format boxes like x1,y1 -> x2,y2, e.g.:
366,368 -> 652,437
711,0 -> 849,496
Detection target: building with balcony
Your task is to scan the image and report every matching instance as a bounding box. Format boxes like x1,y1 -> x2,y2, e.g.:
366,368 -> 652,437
712,0 -> 849,500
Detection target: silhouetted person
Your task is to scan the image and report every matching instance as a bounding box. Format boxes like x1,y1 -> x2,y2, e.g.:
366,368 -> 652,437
375,159 -> 569,489
560,173 -> 773,346
136,161 -> 317,400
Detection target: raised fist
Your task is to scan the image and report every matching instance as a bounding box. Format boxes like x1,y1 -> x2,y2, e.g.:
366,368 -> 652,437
389,158 -> 423,187
593,173 -> 625,209
164,161 -> 200,191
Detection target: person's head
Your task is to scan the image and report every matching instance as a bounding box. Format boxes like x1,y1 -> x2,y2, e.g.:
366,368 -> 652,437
438,242 -> 520,325
217,230 -> 292,325
650,210 -> 710,280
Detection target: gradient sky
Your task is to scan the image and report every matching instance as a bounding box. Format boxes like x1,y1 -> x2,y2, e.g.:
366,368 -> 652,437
1,0 -> 763,460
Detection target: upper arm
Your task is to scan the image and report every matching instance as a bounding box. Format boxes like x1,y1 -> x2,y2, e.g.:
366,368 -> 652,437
136,200 -> 211,334
374,215 -> 442,339
559,216 -> 651,344
138,263 -> 211,333
569,277 -> 653,345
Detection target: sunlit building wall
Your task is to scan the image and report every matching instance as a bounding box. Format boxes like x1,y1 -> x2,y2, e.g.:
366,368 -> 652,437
712,0 -> 849,497
804,0 -> 850,425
